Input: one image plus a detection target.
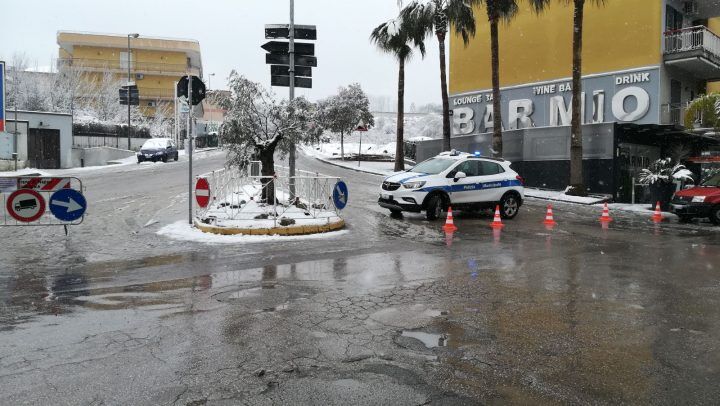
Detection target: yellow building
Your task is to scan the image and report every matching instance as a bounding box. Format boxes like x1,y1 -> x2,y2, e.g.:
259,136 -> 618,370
449,0 -> 720,129
57,31 -> 203,116
431,0 -> 720,199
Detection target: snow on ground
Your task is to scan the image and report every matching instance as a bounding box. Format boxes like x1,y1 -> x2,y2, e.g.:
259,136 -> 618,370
524,188 -> 609,205
301,144 -> 398,176
158,220 -> 348,244
199,184 -> 343,229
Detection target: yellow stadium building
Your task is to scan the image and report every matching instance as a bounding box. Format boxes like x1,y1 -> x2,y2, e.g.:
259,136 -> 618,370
57,31 -> 202,117
417,0 -> 720,200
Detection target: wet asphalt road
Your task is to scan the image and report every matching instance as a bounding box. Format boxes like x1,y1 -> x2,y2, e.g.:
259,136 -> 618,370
1,150 -> 720,405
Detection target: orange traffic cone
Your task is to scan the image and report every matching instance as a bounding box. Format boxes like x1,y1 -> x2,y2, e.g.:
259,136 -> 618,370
443,206 -> 458,232
599,202 -> 613,223
543,205 -> 557,227
490,205 -> 505,229
652,201 -> 663,223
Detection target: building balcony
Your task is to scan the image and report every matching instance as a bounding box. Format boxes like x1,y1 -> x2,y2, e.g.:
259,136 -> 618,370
57,58 -> 201,77
664,26 -> 720,80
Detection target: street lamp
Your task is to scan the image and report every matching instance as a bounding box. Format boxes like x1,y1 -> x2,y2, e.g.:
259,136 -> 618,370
127,33 -> 139,150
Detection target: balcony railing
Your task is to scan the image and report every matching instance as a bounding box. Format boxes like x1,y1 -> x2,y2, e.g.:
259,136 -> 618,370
58,58 -> 199,76
664,26 -> 720,58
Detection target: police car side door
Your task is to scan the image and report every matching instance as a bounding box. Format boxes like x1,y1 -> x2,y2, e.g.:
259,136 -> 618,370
447,160 -> 482,204
476,160 -> 510,201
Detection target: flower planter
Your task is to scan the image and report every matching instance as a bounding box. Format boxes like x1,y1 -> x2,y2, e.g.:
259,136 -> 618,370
648,182 -> 675,211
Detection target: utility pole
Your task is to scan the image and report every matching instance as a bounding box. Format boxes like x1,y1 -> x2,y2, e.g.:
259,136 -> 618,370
288,0 -> 296,200
127,33 -> 139,151
187,73 -> 193,224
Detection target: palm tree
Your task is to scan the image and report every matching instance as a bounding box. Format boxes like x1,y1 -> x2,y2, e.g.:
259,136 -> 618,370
400,0 -> 480,152
371,17 -> 426,171
481,0 -> 550,157
566,0 -> 605,196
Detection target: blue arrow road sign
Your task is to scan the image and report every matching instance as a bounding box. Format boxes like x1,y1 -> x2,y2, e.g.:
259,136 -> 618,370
333,181 -> 348,210
49,189 -> 87,222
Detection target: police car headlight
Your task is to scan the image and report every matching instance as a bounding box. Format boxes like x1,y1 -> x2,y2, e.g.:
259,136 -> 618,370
402,181 -> 426,189
692,196 -> 706,203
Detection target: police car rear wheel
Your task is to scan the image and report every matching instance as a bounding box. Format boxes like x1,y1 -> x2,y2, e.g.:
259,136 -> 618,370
500,194 -> 519,219
426,195 -> 443,221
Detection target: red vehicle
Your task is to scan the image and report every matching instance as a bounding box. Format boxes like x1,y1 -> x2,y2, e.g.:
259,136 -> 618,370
671,173 -> 720,225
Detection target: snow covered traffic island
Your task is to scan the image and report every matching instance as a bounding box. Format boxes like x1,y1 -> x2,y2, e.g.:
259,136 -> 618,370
191,169 -> 346,237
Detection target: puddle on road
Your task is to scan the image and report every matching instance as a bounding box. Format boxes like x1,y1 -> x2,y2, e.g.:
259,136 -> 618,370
401,330 -> 448,348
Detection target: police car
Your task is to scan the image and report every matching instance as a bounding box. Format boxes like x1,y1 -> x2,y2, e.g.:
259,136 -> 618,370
378,150 -> 525,220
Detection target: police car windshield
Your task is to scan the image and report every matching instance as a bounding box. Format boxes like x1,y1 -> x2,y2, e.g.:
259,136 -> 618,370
701,173 -> 720,187
410,158 -> 456,174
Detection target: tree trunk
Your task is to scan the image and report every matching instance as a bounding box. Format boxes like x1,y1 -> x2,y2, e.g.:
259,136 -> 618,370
568,0 -> 587,196
489,8 -> 503,158
340,130 -> 345,160
437,30 -> 451,152
395,58 -> 406,172
259,147 -> 276,204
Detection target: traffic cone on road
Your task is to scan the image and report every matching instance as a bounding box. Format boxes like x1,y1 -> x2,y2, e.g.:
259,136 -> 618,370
543,205 -> 557,227
652,201 -> 663,223
443,206 -> 458,232
490,205 -> 505,229
599,202 -> 613,223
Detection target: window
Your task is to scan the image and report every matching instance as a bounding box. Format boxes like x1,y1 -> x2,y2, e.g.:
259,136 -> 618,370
478,161 -> 504,176
448,160 -> 480,177
411,158 -> 456,175
120,51 -> 133,69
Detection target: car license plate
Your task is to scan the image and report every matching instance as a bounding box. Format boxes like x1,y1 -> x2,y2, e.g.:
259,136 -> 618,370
381,193 -> 391,200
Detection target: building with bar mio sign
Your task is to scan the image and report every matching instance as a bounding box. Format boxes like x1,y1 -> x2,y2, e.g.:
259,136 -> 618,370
411,0 -> 720,201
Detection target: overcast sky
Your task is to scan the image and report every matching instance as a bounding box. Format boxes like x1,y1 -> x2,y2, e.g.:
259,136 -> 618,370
1,0 -> 446,106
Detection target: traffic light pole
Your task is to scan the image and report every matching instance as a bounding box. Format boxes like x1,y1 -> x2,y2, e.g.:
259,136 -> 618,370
127,36 -> 132,151
288,0 -> 296,200
187,73 -> 193,225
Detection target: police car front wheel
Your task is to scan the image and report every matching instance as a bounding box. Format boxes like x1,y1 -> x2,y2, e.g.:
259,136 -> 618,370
500,194 -> 520,219
425,195 -> 444,221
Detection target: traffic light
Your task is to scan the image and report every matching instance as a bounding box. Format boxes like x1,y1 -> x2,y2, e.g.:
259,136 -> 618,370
119,85 -> 139,106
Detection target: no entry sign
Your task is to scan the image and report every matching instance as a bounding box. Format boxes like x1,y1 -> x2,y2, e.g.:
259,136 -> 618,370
195,178 -> 210,208
6,189 -> 46,222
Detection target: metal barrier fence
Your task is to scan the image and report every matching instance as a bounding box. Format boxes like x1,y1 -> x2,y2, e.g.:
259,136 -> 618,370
195,165 -> 342,228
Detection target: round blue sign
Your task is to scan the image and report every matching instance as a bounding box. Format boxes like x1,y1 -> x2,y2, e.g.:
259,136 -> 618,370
49,189 -> 87,222
333,181 -> 348,210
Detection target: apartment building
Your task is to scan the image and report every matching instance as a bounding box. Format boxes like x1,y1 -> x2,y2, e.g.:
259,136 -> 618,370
57,31 -> 202,116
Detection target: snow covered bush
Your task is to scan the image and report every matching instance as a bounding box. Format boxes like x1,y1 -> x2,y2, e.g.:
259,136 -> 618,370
638,158 -> 694,185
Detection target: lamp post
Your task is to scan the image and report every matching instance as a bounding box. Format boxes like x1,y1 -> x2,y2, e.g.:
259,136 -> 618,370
127,33 -> 139,150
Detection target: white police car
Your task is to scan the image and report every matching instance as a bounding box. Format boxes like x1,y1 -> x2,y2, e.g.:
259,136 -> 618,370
378,150 -> 525,220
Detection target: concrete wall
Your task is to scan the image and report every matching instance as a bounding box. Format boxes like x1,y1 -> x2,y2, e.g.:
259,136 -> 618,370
7,111 -> 73,168
0,121 -> 29,169
71,147 -> 135,168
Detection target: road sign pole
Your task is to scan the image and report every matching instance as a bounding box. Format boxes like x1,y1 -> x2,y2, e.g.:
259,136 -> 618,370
288,0 -> 296,201
188,73 -> 193,225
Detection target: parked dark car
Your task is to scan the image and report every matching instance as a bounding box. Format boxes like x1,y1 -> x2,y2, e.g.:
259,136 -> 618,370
137,138 -> 179,163
671,173 -> 720,225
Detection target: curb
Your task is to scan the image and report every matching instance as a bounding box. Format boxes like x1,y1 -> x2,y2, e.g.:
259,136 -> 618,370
525,194 -> 610,206
193,218 -> 345,236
